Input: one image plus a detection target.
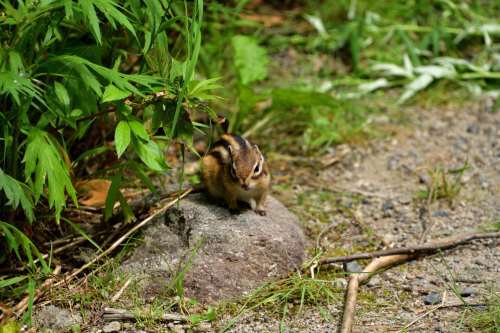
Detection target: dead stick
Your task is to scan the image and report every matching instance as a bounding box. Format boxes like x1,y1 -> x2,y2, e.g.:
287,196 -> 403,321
322,231 -> 500,265
103,307 -> 188,322
54,188 -> 192,287
339,255 -> 412,333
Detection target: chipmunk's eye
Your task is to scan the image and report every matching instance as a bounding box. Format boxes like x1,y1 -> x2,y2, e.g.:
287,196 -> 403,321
254,164 -> 260,174
230,165 -> 237,179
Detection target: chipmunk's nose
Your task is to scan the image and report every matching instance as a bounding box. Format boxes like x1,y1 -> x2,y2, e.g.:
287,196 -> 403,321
241,183 -> 249,190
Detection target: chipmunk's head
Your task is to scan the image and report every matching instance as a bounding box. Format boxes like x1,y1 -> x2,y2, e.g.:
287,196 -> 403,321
228,142 -> 265,191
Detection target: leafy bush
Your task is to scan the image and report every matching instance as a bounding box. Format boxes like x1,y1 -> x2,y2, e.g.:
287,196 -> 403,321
0,0 -> 218,266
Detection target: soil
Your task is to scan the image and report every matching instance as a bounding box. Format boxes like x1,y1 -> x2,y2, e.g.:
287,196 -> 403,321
222,99 -> 499,332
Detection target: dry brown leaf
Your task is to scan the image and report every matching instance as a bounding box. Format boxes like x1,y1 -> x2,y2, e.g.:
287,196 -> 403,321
76,179 -> 111,207
240,13 -> 284,27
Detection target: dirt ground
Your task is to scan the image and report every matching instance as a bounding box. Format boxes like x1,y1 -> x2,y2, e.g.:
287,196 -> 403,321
223,100 -> 499,332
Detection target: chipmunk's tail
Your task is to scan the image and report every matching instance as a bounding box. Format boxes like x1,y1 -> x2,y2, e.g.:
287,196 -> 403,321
215,115 -> 230,133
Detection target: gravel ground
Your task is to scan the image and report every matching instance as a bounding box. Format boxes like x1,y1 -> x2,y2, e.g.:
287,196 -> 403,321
221,100 -> 499,333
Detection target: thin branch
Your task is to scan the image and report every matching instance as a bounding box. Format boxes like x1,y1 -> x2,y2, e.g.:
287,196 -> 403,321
339,255 -> 413,333
322,231 -> 500,265
336,230 -> 500,333
55,188 -> 192,287
103,307 -> 188,322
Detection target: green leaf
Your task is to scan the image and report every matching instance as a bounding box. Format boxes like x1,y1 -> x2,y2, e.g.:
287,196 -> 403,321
62,218 -> 102,252
0,168 -> 34,222
102,84 -> 130,103
54,82 -> 70,109
133,138 -> 167,171
79,0 -> 102,44
231,35 -> 269,85
114,121 -> 131,157
129,120 -> 149,141
23,129 -> 77,222
0,275 -> 27,288
104,173 -> 122,221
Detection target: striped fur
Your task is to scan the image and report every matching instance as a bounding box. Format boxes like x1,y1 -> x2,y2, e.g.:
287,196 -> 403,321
201,133 -> 270,214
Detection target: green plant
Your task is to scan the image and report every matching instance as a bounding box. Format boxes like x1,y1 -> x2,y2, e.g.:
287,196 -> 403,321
221,270 -> 342,332
417,163 -> 469,205
0,0 -> 220,323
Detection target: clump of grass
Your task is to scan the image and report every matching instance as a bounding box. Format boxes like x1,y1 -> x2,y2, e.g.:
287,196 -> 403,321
465,295 -> 500,333
220,268 -> 344,332
416,162 -> 469,205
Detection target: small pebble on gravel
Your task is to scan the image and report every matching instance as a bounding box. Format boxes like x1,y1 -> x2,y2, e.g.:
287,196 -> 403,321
344,261 -> 363,273
102,321 -> 121,333
432,210 -> 449,218
460,287 -> 476,297
466,123 -> 480,134
423,292 -> 442,305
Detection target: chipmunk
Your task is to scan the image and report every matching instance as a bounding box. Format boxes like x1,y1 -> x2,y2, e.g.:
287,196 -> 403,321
201,132 -> 270,215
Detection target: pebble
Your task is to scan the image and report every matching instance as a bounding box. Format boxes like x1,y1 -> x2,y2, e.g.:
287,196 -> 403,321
423,292 -> 442,305
102,321 -> 121,333
343,261 -> 363,273
382,200 -> 394,211
460,287 -> 476,297
432,210 -> 449,218
366,276 -> 381,287
387,157 -> 399,170
466,123 -> 480,134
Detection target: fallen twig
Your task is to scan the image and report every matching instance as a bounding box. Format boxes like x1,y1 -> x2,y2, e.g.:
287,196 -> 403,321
321,231 -> 500,265
336,230 -> 500,333
111,278 -> 132,303
103,307 -> 188,322
340,255 -> 413,333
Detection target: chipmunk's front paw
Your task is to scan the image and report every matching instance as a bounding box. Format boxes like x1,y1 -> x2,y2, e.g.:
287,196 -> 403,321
255,209 -> 267,216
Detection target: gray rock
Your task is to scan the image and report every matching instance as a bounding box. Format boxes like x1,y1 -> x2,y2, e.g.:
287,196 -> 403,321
466,123 -> 480,134
121,194 -> 305,303
33,305 -> 82,332
102,321 -> 121,333
382,200 -> 394,212
423,292 -> 442,305
460,287 -> 476,297
432,210 -> 449,218
343,261 -> 363,273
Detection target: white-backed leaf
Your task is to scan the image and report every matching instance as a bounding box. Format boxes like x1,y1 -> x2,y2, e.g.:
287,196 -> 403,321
358,78 -> 390,93
415,65 -> 455,79
399,74 -> 434,103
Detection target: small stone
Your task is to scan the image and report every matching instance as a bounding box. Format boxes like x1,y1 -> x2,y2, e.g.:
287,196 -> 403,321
194,322 -> 212,332
419,173 -> 432,186
367,276 -> 381,287
382,200 -> 394,211
466,123 -> 480,134
387,157 -> 399,170
343,261 -> 363,273
331,278 -> 348,288
423,292 -> 442,305
432,210 -> 449,218
460,287 -> 476,297
361,198 -> 370,205
102,321 -> 121,333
